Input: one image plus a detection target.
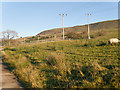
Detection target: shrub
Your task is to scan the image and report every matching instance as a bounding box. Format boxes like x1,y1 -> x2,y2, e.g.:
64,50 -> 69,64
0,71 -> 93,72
97,41 -> 107,46
90,35 -> 95,39
40,36 -> 46,39
97,31 -> 104,36
66,32 -> 82,39
51,46 -> 56,51
32,36 -> 35,38
47,53 -> 69,75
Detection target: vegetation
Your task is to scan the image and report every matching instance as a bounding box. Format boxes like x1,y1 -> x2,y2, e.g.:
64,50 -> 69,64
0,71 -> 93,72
1,19 -> 119,88
1,19 -> 118,46
66,32 -> 83,39
1,30 -> 18,40
2,39 -> 119,88
1,30 -> 18,46
38,19 -> 118,36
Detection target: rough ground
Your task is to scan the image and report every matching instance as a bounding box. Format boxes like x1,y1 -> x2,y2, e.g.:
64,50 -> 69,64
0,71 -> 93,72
0,60 -> 23,89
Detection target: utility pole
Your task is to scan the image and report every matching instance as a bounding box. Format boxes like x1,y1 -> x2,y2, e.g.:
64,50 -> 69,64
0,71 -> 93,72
24,38 -> 25,44
87,13 -> 91,39
59,14 -> 67,40
8,40 -> 10,46
38,36 -> 39,42
54,33 -> 56,39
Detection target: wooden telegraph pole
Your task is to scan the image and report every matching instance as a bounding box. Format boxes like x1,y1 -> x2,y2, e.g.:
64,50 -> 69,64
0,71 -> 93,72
59,14 -> 67,40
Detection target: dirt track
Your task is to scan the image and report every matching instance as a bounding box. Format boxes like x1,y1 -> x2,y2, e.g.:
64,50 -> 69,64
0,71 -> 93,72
0,60 -> 23,89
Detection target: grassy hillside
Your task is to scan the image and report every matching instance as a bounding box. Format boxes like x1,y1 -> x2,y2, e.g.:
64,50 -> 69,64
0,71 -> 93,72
1,19 -> 119,88
1,19 -> 118,46
37,19 -> 118,36
2,39 -> 119,88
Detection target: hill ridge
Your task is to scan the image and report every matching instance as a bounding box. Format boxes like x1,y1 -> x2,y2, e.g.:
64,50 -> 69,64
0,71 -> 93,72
37,19 -> 118,36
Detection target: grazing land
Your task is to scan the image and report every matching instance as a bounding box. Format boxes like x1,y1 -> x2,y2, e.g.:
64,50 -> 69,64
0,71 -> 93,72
37,19 -> 118,36
2,39 -> 119,88
1,1 -> 119,88
1,19 -> 119,88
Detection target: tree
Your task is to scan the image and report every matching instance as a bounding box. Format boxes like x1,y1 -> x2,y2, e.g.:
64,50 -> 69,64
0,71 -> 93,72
1,30 -> 18,46
2,30 -> 18,40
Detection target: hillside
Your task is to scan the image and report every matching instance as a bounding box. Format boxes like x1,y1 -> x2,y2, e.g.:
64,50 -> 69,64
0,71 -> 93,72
2,19 -> 119,88
2,39 -> 119,88
1,19 -> 118,46
37,19 -> 118,36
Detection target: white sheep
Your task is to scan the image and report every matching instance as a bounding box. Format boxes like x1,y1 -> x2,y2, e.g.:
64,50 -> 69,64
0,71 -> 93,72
108,38 -> 120,44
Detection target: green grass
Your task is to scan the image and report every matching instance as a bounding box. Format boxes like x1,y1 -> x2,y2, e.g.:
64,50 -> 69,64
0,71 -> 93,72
2,39 -> 119,88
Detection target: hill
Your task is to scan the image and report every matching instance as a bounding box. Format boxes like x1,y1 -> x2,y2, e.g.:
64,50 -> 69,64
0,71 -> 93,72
1,19 -> 119,88
2,39 -> 119,88
37,19 -> 118,36
1,19 -> 118,46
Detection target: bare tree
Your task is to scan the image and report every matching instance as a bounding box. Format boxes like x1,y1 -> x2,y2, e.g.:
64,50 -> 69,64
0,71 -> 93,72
1,30 -> 18,46
2,30 -> 18,40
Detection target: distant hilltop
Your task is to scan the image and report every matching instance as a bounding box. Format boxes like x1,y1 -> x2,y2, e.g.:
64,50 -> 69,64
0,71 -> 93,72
37,19 -> 118,36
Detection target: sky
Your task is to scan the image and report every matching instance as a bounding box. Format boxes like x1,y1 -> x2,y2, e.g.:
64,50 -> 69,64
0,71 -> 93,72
1,2 -> 118,37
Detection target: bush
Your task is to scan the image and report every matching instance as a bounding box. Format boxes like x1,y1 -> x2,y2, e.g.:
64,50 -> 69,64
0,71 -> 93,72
32,36 -> 35,38
47,53 -> 69,75
51,46 -> 56,51
40,36 -> 50,40
97,31 -> 104,36
90,35 -> 95,38
97,41 -> 107,46
66,32 -> 82,39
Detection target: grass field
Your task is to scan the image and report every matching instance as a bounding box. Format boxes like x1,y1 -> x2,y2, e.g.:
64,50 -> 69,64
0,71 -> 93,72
2,38 -> 120,88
